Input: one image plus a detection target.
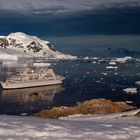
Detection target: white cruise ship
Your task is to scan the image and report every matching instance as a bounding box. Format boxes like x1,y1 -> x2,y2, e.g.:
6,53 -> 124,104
0,67 -> 65,89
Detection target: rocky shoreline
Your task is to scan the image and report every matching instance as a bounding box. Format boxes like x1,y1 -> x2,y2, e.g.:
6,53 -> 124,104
33,98 -> 135,119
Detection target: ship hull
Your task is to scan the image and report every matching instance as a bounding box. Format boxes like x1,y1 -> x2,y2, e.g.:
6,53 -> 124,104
0,79 -> 63,90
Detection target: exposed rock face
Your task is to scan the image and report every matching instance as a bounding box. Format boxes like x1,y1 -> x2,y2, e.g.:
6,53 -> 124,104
34,99 -> 135,119
26,41 -> 43,53
0,37 -> 9,48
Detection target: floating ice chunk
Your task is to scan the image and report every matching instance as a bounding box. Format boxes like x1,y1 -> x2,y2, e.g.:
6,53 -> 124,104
109,61 -> 116,65
101,77 -> 104,80
124,56 -> 132,60
92,61 -> 97,64
83,56 -> 99,60
135,81 -> 140,85
112,89 -> 116,91
86,72 -> 90,74
84,56 -> 89,60
82,75 -> 86,78
114,58 -> 126,63
123,88 -> 137,94
136,58 -> 140,62
125,101 -> 133,104
102,73 -> 108,76
92,57 -> 99,60
111,57 -> 132,63
20,113 -> 28,116
106,66 -> 118,69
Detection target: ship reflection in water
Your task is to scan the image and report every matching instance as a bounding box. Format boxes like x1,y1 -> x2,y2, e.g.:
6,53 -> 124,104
0,85 -> 65,115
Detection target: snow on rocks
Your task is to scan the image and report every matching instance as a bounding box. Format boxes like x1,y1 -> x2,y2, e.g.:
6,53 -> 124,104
0,32 -> 76,60
123,88 -> 138,94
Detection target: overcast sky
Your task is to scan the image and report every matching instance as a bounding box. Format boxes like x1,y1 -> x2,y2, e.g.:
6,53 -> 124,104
0,0 -> 140,15
0,0 -> 140,37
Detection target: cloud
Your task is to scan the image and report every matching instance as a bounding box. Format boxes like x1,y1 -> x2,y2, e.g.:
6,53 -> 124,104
0,0 -> 140,15
0,5 -> 140,36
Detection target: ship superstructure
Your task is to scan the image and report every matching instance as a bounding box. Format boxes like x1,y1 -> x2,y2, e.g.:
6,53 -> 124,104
0,67 -> 65,89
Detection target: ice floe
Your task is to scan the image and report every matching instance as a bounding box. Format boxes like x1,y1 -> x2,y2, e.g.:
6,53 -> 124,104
109,61 -> 116,65
123,88 -> 138,94
83,56 -> 99,60
106,66 -> 118,69
111,56 -> 132,63
135,81 -> 140,85
102,72 -> 108,76
92,61 -> 97,64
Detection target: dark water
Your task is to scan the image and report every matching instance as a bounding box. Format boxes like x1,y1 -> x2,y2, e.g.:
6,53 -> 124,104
0,56 -> 140,116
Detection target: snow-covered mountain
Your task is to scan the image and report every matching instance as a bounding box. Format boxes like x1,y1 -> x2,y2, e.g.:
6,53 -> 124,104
0,32 -> 76,60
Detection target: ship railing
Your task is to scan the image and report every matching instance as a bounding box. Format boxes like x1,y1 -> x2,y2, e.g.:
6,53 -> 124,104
6,78 -> 22,82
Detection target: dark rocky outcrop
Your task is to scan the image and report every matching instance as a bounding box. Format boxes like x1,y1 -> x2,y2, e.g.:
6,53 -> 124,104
0,38 -> 9,48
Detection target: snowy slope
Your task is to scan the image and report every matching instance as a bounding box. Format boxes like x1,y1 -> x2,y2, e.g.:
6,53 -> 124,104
0,110 -> 140,140
0,48 -> 32,60
0,32 -> 76,59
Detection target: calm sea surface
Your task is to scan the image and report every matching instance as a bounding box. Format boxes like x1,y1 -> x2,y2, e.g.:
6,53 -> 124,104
0,49 -> 140,115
